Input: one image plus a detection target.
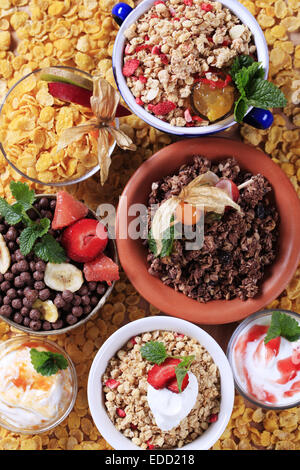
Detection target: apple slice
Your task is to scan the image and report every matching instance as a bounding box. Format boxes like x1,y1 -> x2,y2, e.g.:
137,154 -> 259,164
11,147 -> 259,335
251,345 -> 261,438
40,67 -> 93,91
115,103 -> 132,117
48,81 -> 132,116
48,81 -> 92,108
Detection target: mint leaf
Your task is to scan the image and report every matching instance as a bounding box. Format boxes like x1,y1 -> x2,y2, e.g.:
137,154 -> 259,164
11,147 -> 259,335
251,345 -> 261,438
234,68 -> 250,96
280,314 -> 300,342
148,229 -> 158,256
0,198 -> 23,225
30,348 -> 68,376
247,78 -> 287,109
148,215 -> 176,258
234,63 -> 264,98
19,218 -> 50,256
230,55 -> 287,122
175,355 -> 195,392
10,181 -> 35,207
175,367 -> 188,393
230,55 -> 255,81
140,341 -> 167,365
205,212 -> 222,224
34,233 -> 66,263
234,97 -> 249,123
264,311 -> 300,344
160,218 -> 175,258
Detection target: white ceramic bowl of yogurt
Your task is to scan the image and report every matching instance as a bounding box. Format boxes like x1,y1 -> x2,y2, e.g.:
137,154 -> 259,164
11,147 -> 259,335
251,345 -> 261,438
87,316 -> 234,450
227,309 -> 300,410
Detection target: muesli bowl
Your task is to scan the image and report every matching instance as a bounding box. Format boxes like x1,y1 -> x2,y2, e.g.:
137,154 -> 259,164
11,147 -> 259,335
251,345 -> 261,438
87,315 -> 234,450
112,0 -> 273,136
115,137 -> 300,325
227,309 -> 300,411
0,193 -> 118,336
0,66 -> 118,187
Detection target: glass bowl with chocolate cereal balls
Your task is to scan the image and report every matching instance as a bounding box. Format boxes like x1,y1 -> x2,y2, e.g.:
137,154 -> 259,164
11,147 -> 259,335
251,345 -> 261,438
0,184 -> 118,335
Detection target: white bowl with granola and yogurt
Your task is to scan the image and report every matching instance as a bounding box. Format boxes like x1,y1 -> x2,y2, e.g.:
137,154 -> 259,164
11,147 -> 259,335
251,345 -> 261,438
112,0 -> 274,135
87,316 -> 234,450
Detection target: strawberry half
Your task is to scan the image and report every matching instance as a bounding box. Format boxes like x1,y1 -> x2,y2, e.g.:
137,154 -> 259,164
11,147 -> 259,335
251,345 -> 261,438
167,373 -> 189,394
61,218 -> 108,263
147,358 -> 180,390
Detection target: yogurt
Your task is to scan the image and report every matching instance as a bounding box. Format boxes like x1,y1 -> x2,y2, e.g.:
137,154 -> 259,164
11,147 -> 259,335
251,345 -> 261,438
147,372 -> 198,431
0,340 -> 73,429
232,316 -> 300,406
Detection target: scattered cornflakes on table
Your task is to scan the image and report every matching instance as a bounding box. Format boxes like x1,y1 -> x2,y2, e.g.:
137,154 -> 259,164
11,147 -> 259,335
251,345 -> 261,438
0,0 -> 299,451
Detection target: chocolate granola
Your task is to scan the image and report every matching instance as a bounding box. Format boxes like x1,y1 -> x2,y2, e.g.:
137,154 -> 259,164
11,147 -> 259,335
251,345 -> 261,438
146,157 -> 279,302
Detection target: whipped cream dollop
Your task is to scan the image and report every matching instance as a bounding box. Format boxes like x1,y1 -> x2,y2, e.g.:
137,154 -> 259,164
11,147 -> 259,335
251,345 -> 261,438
147,372 -> 198,431
0,343 -> 73,429
233,318 -> 300,406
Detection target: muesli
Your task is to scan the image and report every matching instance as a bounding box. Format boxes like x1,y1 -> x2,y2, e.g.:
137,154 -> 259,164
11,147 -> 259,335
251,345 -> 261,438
102,330 -> 221,449
122,0 -> 286,126
146,156 -> 279,302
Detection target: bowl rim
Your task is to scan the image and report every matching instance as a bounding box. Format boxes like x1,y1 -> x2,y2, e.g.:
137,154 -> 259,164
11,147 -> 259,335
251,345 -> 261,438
0,65 -> 118,187
115,137 -> 300,325
226,309 -> 300,410
112,0 -> 269,136
0,193 -> 118,336
0,335 -> 78,434
87,315 -> 235,450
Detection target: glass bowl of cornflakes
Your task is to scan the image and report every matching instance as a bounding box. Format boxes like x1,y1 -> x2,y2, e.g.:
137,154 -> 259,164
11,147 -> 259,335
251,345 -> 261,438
0,66 -> 117,187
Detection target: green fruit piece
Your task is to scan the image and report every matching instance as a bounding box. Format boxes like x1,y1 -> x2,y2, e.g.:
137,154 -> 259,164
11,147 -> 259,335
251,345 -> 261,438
39,67 -> 93,91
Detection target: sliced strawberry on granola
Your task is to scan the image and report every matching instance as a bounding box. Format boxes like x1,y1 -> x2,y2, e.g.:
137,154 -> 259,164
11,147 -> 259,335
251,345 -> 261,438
149,101 -> 176,116
122,59 -> 140,77
147,358 -> 180,390
105,379 -> 120,389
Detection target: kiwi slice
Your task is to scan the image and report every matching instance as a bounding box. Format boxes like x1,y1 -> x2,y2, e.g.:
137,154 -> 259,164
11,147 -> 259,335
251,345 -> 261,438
39,67 -> 93,91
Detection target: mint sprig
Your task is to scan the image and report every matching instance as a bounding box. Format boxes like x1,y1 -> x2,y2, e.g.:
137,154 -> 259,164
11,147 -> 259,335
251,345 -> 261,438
0,181 -> 66,263
19,218 -> 50,256
175,356 -> 195,393
230,55 -> 287,123
141,341 -> 194,393
34,233 -> 67,264
10,181 -> 35,209
148,215 -> 176,258
140,341 -> 167,365
30,348 -> 68,376
264,311 -> 300,344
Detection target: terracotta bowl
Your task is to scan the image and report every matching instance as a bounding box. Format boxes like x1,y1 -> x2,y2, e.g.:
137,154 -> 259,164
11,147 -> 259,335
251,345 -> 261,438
116,137 -> 300,325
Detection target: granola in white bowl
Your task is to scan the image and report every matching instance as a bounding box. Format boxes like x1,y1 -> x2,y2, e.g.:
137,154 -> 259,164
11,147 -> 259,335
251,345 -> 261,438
123,0 -> 255,126
102,330 -> 221,449
87,316 -> 234,450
